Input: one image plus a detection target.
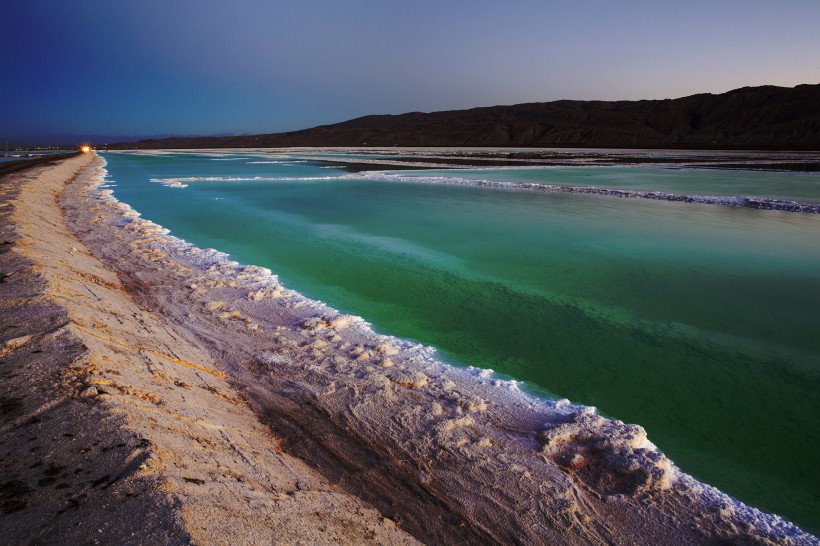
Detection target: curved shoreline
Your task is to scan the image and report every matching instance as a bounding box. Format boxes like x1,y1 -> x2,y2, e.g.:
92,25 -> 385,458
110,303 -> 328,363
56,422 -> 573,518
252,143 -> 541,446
1,155 -> 420,545
68,154 -> 816,543
3,154 -> 815,543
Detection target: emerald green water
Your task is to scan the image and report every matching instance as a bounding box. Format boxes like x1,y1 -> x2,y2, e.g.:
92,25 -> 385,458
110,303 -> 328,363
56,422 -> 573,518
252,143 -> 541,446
103,151 -> 820,532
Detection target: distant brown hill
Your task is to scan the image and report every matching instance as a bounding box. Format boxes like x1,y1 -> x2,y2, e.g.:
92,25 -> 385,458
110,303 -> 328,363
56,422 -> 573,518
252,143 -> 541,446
112,84 -> 820,150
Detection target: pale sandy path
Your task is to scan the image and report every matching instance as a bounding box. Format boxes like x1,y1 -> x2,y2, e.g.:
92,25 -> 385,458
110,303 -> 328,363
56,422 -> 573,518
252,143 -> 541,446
1,154 -> 419,545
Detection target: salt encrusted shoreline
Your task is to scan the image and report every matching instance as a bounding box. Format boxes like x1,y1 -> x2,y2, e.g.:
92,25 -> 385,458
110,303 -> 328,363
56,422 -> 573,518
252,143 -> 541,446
355,171 -> 820,213
1,155 -> 419,545
137,148 -> 820,213
2,154 -> 816,544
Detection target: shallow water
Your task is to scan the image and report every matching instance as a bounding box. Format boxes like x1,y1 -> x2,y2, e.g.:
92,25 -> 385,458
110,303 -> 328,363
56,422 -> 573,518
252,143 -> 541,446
102,149 -> 820,532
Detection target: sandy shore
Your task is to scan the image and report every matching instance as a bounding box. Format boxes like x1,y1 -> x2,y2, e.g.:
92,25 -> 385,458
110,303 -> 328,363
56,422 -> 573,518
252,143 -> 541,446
1,154 -> 815,544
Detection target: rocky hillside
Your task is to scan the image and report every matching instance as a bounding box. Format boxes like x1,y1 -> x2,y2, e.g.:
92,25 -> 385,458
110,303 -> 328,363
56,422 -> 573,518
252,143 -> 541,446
114,84 -> 820,150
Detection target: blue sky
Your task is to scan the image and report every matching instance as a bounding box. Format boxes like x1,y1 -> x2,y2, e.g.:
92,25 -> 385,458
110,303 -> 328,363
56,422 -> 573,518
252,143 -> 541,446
2,0 -> 819,143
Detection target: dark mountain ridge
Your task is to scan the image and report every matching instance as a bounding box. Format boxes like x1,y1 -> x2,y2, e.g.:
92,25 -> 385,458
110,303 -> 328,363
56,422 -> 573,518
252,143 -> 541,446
110,84 -> 820,150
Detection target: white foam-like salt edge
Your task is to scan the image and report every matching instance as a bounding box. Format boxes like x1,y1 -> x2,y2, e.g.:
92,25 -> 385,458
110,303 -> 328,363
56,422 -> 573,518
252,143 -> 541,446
245,160 -> 300,165
149,175 -> 351,188
89,157 -> 813,540
148,166 -> 818,209
354,171 -> 820,210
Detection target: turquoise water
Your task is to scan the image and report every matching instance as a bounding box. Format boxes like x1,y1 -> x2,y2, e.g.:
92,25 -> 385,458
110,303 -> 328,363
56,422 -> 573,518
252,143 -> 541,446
102,150 -> 820,532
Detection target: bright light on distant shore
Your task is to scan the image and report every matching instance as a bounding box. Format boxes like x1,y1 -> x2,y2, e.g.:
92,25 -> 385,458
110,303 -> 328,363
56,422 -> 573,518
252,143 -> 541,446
81,146 -> 91,153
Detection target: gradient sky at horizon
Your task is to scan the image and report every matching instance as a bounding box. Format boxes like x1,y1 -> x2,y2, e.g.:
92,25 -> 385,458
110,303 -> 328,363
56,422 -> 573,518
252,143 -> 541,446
2,0 -> 819,143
